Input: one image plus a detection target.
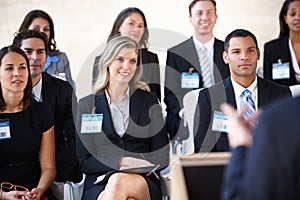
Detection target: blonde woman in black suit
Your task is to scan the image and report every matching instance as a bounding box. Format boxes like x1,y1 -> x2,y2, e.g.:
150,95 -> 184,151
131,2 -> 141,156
77,36 -> 169,200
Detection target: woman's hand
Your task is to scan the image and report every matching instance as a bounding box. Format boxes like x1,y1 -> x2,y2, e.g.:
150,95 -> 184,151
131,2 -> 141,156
24,188 -> 43,200
119,157 -> 154,170
1,190 -> 29,200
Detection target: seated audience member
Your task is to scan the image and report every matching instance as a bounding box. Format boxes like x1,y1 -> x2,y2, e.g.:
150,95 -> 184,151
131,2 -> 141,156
12,30 -> 82,184
194,29 -> 292,153
0,45 -> 55,199
18,9 -> 76,89
76,36 -> 169,200
92,7 -> 161,102
221,96 -> 300,200
164,0 -> 230,141
263,0 -> 300,86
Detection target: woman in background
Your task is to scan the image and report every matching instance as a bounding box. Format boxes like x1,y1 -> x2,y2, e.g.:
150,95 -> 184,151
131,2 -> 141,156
77,36 -> 169,200
92,7 -> 161,101
18,9 -> 76,89
0,45 -> 55,199
263,0 -> 300,86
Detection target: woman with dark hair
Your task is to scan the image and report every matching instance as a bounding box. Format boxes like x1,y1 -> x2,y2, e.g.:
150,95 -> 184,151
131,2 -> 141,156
263,0 -> 300,86
77,36 -> 169,200
0,45 -> 55,199
92,7 -> 161,101
18,9 -> 75,89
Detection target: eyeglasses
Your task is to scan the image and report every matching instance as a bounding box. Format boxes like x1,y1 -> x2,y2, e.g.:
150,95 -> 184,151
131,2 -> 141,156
1,182 -> 29,192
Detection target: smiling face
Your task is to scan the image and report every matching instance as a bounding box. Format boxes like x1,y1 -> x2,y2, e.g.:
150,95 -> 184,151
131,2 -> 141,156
0,52 -> 28,94
285,1 -> 300,34
223,36 -> 260,86
118,13 -> 145,43
189,0 -> 217,39
108,47 -> 138,87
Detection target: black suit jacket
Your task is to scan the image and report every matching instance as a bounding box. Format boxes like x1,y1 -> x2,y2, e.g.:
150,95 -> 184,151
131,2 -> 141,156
41,72 -> 81,182
76,89 -> 169,192
222,96 -> 300,200
263,35 -> 298,86
92,49 -> 161,101
194,76 -> 292,152
164,37 -> 230,139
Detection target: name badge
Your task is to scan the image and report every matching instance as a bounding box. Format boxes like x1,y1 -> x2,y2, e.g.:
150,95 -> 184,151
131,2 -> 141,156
0,119 -> 11,140
54,73 -> 67,81
272,60 -> 290,80
81,114 -> 103,134
181,72 -> 200,88
211,111 -> 230,132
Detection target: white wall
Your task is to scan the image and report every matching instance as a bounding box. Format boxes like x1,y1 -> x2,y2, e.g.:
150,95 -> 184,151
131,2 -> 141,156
0,0 -> 284,98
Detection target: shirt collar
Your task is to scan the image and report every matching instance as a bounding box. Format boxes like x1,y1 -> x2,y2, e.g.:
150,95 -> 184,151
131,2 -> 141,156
192,35 -> 215,53
32,76 -> 43,102
231,76 -> 258,97
105,87 -> 130,105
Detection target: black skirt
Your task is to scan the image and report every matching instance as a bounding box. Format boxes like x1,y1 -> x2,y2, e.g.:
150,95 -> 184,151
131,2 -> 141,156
81,173 -> 161,200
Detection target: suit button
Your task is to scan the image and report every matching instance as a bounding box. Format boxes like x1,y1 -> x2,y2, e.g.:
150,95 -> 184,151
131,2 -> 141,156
119,140 -> 124,145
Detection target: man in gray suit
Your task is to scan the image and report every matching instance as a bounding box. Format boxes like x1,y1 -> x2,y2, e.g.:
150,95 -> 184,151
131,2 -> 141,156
194,29 -> 291,153
164,0 -> 230,142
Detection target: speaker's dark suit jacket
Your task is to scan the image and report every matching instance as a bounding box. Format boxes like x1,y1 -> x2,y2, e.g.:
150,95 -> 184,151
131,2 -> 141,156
222,96 -> 300,200
76,89 -> 169,198
92,49 -> 161,101
42,72 -> 81,182
164,37 -> 230,139
194,76 -> 292,152
263,35 -> 299,86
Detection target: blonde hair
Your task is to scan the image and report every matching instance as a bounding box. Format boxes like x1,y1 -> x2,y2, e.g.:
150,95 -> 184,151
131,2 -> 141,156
93,36 -> 149,94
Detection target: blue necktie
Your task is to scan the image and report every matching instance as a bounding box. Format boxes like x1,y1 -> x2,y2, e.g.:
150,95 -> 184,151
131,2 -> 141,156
241,89 -> 256,120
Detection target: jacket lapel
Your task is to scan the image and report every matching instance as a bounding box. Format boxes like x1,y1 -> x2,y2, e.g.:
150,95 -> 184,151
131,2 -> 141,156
224,78 -> 237,108
95,93 -> 115,135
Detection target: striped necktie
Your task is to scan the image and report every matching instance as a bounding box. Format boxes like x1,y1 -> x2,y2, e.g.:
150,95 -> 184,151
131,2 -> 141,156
199,46 -> 213,88
241,89 -> 256,120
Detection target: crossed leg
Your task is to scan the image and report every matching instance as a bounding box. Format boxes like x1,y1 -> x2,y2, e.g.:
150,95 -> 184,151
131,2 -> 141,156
97,172 -> 151,200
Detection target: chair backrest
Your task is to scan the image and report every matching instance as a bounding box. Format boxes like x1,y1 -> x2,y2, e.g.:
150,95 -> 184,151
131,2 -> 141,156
289,85 -> 300,97
171,152 -> 231,200
182,89 -> 202,154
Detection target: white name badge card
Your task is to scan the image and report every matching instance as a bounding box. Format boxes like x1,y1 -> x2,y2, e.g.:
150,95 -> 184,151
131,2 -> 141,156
272,62 -> 290,80
181,72 -> 200,88
0,119 -> 11,140
81,114 -> 103,134
212,111 -> 230,132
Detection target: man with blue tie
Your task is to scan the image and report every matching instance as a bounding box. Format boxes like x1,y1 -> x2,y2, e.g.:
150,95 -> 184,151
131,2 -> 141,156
194,29 -> 292,153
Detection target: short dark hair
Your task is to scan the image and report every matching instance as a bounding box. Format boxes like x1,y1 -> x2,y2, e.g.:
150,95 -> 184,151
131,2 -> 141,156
189,0 -> 217,16
18,9 -> 58,52
224,29 -> 258,52
107,7 -> 149,48
0,45 -> 33,111
12,29 -> 48,55
279,0 -> 295,38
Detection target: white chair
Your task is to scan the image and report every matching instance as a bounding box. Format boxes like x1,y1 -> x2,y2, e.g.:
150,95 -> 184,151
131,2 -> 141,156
289,85 -> 300,97
182,89 -> 202,154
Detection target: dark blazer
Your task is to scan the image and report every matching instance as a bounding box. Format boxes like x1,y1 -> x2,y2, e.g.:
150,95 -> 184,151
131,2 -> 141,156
92,49 -> 161,101
222,96 -> 300,200
41,72 -> 81,182
194,76 -> 292,152
263,35 -> 299,86
164,37 -> 230,139
76,89 -> 169,193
